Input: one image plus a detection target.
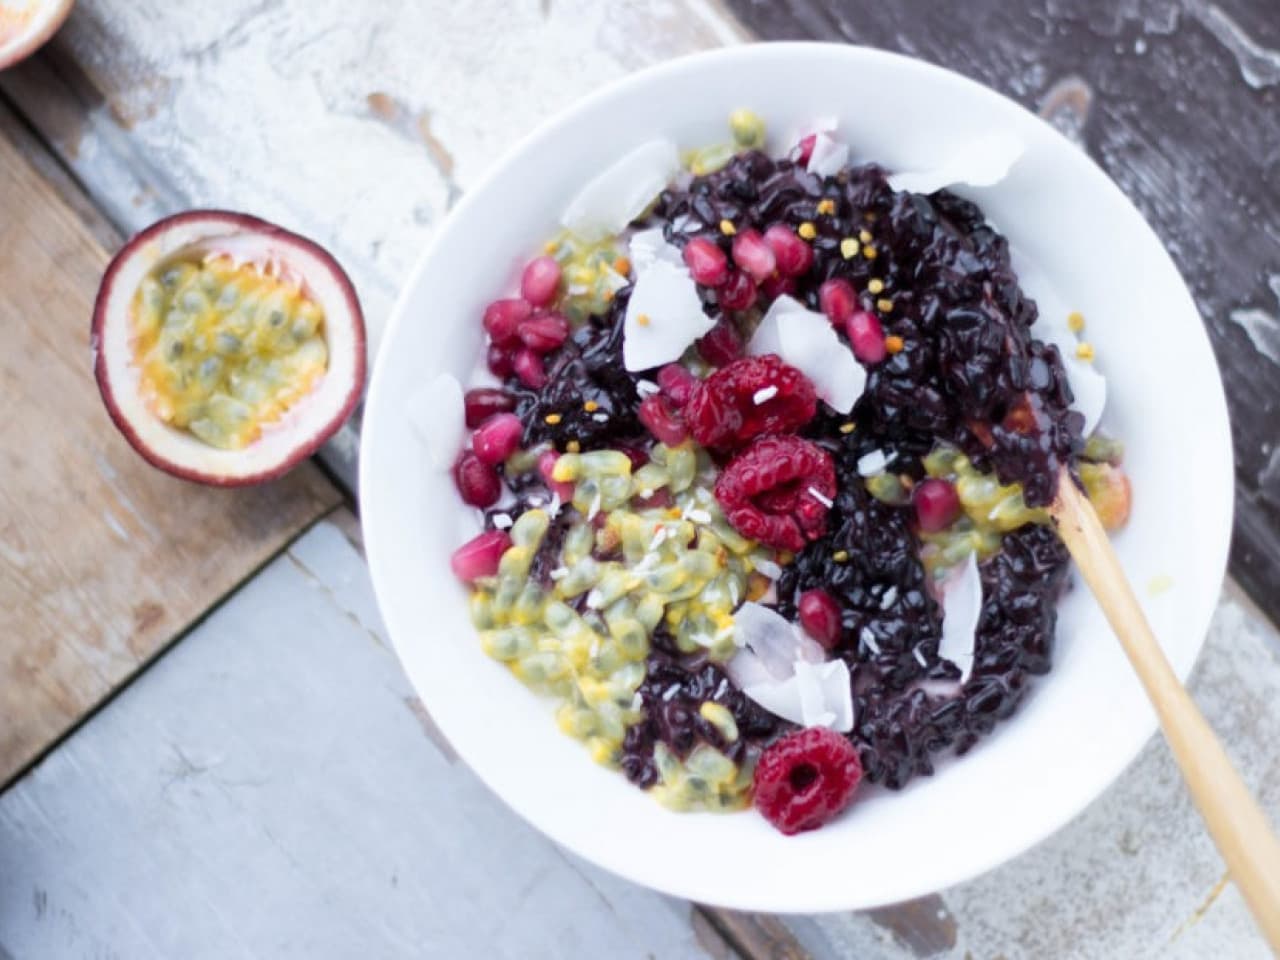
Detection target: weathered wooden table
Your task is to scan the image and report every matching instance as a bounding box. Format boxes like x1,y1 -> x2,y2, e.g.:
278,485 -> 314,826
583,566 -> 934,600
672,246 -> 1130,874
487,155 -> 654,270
2,2 -> 1278,957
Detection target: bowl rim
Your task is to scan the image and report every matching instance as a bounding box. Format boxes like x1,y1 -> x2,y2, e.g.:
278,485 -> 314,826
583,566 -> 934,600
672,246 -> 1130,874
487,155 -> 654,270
361,41 -> 1234,912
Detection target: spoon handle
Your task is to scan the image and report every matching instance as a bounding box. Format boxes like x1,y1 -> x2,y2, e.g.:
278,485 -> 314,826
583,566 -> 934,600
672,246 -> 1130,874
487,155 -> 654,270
1051,470 -> 1280,951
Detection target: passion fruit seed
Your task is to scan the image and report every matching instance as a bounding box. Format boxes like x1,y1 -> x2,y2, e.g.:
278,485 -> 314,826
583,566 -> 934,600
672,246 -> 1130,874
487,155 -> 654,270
130,255 -> 328,450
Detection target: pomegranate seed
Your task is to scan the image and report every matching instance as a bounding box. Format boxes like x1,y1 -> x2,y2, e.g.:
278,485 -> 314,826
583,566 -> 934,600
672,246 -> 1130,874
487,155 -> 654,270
486,343 -> 515,379
696,319 -> 744,367
657,363 -> 698,406
818,278 -> 857,326
451,530 -> 512,583
453,451 -> 502,508
718,270 -> 758,311
795,133 -> 817,166
763,224 -> 814,277
482,298 -> 531,345
797,589 -> 842,650
518,311 -> 570,353
513,348 -> 547,388
520,255 -> 561,307
537,450 -> 576,502
638,394 -> 689,446
471,412 -> 523,465
761,272 -> 796,300
682,236 -> 729,286
463,388 -> 516,428
914,478 -> 962,533
846,310 -> 887,364
731,229 -> 777,283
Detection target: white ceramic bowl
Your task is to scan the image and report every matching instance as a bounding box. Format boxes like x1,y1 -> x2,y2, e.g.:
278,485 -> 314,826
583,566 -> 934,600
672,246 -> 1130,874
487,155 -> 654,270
361,43 -> 1232,912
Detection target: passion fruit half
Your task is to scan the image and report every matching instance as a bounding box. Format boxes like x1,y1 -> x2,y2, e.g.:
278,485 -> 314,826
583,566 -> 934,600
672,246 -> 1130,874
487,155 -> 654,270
0,0 -> 74,71
92,210 -> 366,486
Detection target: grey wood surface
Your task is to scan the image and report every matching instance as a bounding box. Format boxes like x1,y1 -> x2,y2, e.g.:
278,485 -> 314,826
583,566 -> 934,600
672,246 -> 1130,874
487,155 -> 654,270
0,517 -> 736,960
725,0 -> 1280,628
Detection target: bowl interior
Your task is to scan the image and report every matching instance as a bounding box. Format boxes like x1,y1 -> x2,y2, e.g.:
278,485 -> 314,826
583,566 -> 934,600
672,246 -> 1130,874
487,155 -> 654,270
360,43 -> 1232,912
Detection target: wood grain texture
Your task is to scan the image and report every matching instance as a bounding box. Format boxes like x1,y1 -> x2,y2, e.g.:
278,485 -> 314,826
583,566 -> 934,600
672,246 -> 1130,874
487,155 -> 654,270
0,516 -> 736,960
0,128 -> 341,787
726,0 -> 1280,627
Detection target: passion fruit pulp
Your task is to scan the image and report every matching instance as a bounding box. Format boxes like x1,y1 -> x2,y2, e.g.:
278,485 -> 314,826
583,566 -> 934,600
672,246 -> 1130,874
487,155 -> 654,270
92,210 -> 365,486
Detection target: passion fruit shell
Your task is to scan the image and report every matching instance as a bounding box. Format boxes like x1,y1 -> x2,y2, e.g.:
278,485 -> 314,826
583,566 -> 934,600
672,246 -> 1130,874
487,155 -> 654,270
92,210 -> 366,486
0,0 -> 74,71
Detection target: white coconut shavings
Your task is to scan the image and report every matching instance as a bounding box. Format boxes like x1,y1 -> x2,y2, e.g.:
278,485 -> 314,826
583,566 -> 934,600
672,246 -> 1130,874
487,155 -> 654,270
888,132 -> 1025,195
744,660 -> 854,732
591,412 -> 610,423
749,294 -> 866,413
723,602 -> 852,732
561,139 -> 681,240
628,227 -> 685,273
491,512 -> 513,530
632,692 -> 644,711
913,647 -> 928,668
752,385 -> 779,405
860,627 -> 881,655
714,678 -> 729,700
407,372 -> 465,469
547,493 -> 563,518
937,551 -> 983,683
623,260 -> 715,371
549,566 -> 569,581
662,684 -> 681,702
586,490 -> 602,521
635,379 -> 661,397
807,132 -> 850,178
753,558 -> 784,580
780,115 -> 838,157
806,486 -> 834,509
685,508 -> 712,525
880,586 -> 899,609
857,449 -> 895,477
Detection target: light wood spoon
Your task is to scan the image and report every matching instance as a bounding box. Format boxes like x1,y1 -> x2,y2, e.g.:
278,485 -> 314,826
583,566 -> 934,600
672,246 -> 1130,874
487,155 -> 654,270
1049,469 -> 1280,951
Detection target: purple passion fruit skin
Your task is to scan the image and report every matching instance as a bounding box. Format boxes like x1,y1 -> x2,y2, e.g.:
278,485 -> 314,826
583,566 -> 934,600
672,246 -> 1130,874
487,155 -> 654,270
448,114 -> 1130,824
93,210 -> 366,486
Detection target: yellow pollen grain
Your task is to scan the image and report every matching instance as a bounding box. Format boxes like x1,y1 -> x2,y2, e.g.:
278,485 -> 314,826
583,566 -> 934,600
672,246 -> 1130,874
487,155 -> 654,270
839,421 -> 856,434
859,229 -> 873,244
864,212 -> 877,223
719,219 -> 737,236
666,507 -> 683,519
798,221 -> 818,240
867,278 -> 884,294
1075,342 -> 1095,361
583,400 -> 599,412
863,245 -> 878,260
840,238 -> 860,259
543,240 -> 559,255
777,550 -> 795,566
832,549 -> 850,563
614,256 -> 632,276
885,335 -> 905,354
566,440 -> 581,453
637,313 -> 651,327
877,298 -> 895,313
816,199 -> 836,215
544,413 -> 562,425
1067,311 -> 1086,332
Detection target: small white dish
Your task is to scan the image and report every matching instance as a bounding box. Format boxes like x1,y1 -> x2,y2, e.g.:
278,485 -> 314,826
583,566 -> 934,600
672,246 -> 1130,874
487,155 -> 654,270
361,43 -> 1232,912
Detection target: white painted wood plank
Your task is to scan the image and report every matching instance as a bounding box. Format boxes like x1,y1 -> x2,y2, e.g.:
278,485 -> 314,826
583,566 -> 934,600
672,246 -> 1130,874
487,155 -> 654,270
783,586 -> 1280,960
0,518 -> 730,960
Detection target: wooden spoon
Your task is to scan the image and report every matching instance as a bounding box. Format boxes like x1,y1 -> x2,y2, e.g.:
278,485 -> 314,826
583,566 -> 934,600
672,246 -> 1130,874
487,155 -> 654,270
1049,469 -> 1280,950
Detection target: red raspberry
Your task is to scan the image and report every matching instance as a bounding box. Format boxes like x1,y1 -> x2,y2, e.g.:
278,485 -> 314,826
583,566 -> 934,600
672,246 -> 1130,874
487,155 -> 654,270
753,727 -> 862,835
685,355 -> 817,450
714,435 -> 835,551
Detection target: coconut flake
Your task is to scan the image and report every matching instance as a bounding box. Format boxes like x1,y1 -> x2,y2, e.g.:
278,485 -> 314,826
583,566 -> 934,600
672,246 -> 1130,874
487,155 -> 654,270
857,449 -> 894,477
743,659 -> 853,732
880,585 -> 899,609
937,551 -> 983,683
807,132 -> 850,178
727,601 -> 822,674
807,486 -> 834,509
752,385 -> 779,405
407,373 -> 464,469
623,259 -> 715,372
888,132 -> 1025,195
753,558 -> 784,580
860,627 -> 881,655
628,227 -> 685,273
491,512 -> 513,530
561,139 -> 681,240
749,295 -> 866,413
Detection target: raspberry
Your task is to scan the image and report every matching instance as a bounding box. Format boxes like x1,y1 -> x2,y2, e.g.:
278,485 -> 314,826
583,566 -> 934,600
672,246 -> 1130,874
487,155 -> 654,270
714,435 -> 835,551
685,355 -> 817,450
753,727 -> 863,835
